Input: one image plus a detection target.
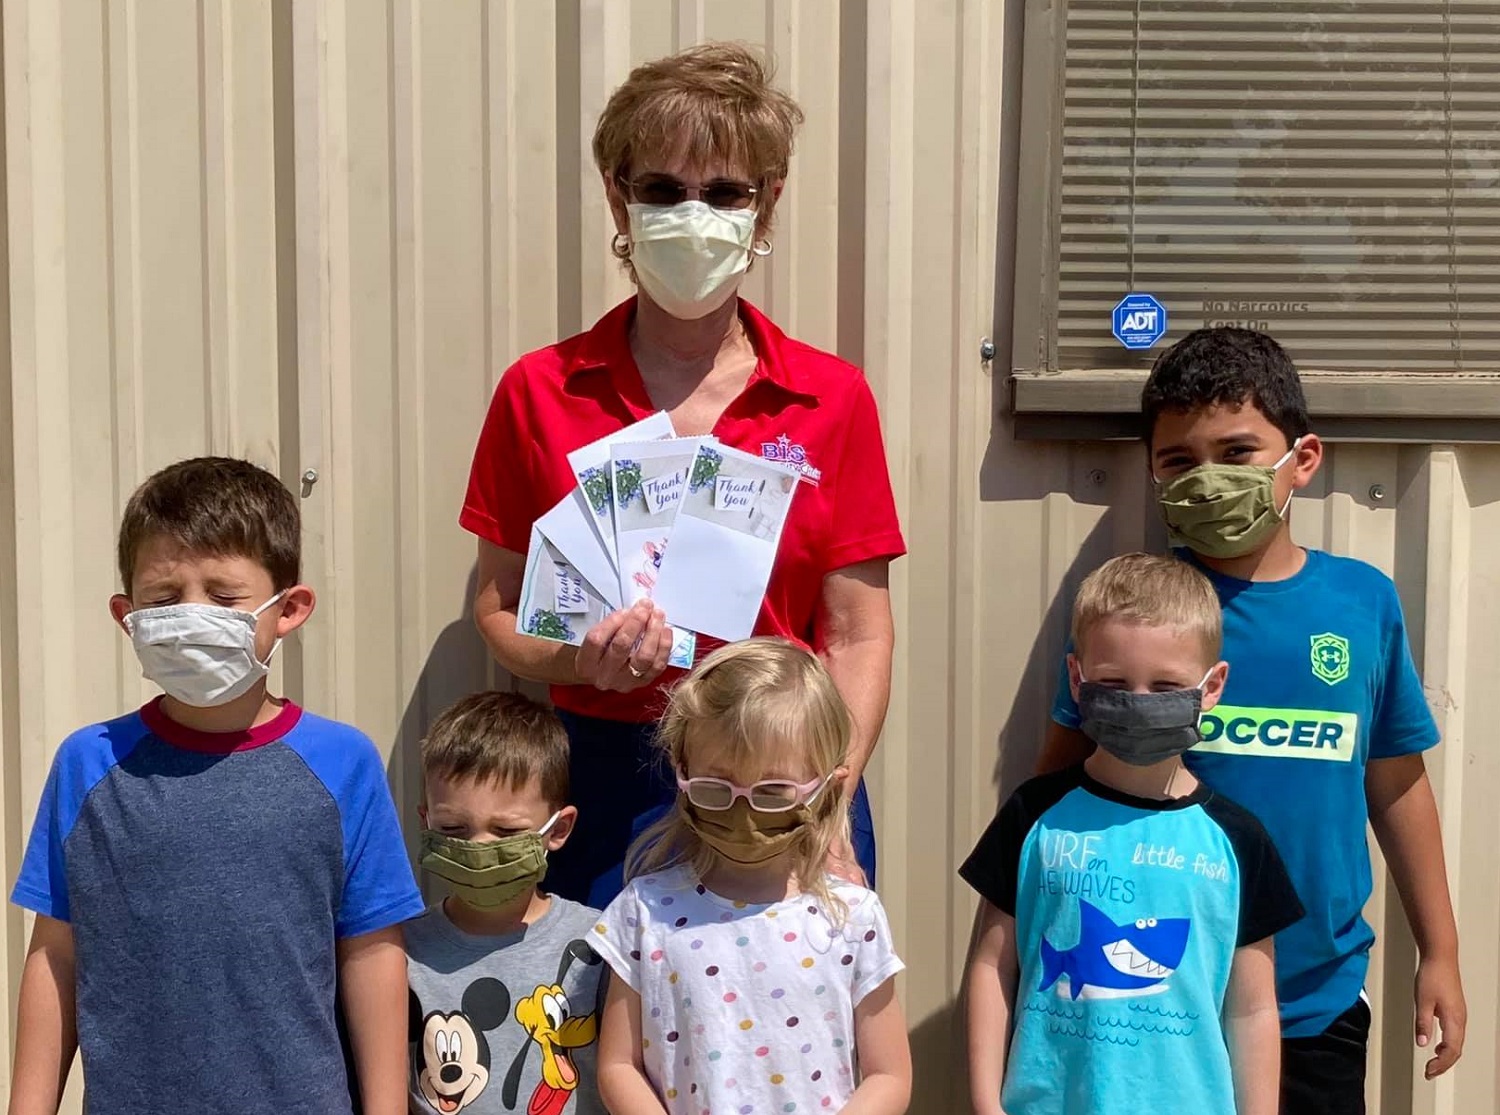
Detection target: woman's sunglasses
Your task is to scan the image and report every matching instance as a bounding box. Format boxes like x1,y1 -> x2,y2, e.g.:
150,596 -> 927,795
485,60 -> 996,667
619,173 -> 759,211
677,772 -> 834,814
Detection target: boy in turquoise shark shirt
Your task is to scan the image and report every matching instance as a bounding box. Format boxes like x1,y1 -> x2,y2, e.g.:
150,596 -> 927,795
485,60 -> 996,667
1040,328 -> 1466,1114
963,554 -> 1302,1115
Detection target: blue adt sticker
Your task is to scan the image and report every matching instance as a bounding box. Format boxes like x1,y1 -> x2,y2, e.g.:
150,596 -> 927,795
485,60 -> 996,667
1112,293 -> 1168,350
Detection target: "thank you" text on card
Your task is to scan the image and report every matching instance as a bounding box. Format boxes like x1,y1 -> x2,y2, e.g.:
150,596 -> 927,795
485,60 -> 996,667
642,467 -> 689,515
715,475 -> 764,514
554,565 -> 589,613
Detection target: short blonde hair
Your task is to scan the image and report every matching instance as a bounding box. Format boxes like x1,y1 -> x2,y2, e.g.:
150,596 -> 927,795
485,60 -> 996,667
593,42 -> 804,238
627,638 -> 851,912
1072,553 -> 1222,661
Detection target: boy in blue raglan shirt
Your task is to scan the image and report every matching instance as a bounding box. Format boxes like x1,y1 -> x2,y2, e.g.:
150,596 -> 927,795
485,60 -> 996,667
10,457 -> 426,1115
1039,329 -> 1467,1113
963,553 -> 1303,1115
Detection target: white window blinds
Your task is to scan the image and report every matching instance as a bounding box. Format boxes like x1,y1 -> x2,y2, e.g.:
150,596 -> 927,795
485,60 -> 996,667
1056,0 -> 1500,372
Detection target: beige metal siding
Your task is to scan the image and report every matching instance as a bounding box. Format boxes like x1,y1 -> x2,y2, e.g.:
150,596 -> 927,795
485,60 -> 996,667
0,3 -> 1494,1114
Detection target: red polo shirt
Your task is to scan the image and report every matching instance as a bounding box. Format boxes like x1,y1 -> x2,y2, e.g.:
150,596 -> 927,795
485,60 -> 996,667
460,297 -> 906,723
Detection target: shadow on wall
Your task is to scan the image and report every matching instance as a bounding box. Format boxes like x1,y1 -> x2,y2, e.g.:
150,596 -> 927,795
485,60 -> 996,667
385,566 -> 546,867
965,0 -> 1131,811
978,420 -> 1123,806
909,999 -> 962,1112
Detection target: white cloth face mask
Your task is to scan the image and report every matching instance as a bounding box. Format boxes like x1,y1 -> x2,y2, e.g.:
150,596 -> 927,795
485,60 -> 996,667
124,591 -> 287,708
626,201 -> 757,320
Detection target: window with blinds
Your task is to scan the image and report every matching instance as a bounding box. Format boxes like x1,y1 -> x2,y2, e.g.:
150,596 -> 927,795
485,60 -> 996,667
1045,0 -> 1500,374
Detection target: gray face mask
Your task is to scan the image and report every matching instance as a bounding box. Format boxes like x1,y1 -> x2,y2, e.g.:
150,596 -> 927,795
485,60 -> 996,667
1077,668 -> 1214,767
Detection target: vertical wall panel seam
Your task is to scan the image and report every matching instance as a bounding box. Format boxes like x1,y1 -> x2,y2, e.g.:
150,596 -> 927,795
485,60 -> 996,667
196,0 -> 217,447
0,0 -> 21,1072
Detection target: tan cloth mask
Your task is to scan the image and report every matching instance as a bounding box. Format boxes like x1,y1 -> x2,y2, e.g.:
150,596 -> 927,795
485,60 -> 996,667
1154,439 -> 1301,559
420,812 -> 559,909
682,798 -> 817,866
626,201 -> 756,320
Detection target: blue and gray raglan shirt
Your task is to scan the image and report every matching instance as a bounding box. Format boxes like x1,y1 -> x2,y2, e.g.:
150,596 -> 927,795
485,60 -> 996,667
1051,549 -> 1439,1037
961,767 -> 1303,1115
11,698 -> 426,1115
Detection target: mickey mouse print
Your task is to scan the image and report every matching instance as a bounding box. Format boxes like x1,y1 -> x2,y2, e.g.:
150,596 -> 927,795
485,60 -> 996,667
406,899 -> 609,1115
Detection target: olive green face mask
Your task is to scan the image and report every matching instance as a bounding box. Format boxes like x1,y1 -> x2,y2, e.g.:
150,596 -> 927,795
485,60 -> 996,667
419,812 -> 559,909
1154,440 -> 1300,560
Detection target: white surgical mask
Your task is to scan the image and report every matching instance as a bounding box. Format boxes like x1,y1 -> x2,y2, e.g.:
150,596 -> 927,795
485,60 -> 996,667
124,592 -> 286,707
626,201 -> 756,320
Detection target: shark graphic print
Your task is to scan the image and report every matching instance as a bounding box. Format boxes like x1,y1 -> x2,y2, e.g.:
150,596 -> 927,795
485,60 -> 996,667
959,767 -> 1303,1115
1039,901 -> 1190,1001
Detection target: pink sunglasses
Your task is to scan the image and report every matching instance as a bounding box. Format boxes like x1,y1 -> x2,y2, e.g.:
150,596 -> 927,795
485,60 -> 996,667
676,771 -> 835,814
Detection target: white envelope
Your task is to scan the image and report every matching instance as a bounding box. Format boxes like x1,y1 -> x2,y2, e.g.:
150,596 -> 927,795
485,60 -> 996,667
566,411 -> 676,570
516,527 -> 612,646
610,437 -> 704,607
651,443 -> 801,642
528,501 -> 699,669
537,489 -> 622,609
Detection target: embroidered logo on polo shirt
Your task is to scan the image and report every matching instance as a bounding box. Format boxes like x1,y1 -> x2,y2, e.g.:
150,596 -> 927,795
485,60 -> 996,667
1310,632 -> 1351,686
760,434 -> 821,483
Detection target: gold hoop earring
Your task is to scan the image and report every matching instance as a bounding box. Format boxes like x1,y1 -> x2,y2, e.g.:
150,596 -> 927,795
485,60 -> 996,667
611,232 -> 631,259
752,238 -> 773,258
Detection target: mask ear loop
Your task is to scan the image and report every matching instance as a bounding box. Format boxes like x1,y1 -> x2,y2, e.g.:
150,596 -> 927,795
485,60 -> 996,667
1273,436 -> 1304,519
535,810 -> 564,862
250,590 -> 288,668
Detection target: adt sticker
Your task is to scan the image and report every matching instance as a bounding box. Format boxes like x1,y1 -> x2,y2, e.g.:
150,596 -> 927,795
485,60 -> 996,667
1112,293 -> 1168,350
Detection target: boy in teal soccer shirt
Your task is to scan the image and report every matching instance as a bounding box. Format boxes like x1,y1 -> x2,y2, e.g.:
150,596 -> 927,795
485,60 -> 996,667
1040,328 -> 1466,1113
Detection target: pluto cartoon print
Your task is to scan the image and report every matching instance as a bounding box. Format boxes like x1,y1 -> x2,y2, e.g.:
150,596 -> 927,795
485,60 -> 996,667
407,903 -> 608,1115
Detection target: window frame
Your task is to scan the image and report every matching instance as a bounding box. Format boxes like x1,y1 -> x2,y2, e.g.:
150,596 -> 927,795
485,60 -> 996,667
1007,0 -> 1500,440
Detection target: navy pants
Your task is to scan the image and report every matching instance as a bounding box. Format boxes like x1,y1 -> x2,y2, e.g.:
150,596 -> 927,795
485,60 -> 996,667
548,709 -> 878,908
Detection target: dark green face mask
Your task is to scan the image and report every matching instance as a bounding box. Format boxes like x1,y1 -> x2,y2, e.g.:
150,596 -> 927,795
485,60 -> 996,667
1154,440 -> 1300,559
419,812 -> 559,909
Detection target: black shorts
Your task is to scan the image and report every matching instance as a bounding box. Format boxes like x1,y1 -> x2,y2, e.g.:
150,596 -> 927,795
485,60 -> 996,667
1281,997 -> 1372,1115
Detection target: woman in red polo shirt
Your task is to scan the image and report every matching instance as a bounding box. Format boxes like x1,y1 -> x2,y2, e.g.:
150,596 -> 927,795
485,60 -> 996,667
461,43 -> 904,905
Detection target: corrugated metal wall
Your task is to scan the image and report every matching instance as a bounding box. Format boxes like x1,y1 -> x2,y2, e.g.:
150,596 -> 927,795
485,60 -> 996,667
0,3 -> 1493,1113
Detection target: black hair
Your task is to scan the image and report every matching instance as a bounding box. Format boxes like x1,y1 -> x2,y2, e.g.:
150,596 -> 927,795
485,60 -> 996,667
1140,327 -> 1309,448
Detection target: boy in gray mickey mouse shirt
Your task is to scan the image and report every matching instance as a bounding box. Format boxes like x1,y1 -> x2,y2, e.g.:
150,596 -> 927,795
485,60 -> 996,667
407,692 -> 606,1115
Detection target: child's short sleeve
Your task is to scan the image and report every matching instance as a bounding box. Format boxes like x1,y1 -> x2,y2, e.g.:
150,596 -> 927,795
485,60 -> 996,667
843,890 -> 905,1006
11,723 -> 134,921
958,791 -> 1035,916
1202,795 -> 1305,947
12,756 -> 71,919
590,883 -> 645,993
1370,584 -> 1440,760
335,743 -> 425,937
288,718 -> 425,938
